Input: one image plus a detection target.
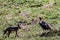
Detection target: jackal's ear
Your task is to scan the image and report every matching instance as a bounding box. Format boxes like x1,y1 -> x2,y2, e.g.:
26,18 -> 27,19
17,24 -> 20,27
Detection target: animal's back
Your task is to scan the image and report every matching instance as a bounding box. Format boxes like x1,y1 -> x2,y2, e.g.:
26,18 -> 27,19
8,26 -> 18,31
39,21 -> 51,30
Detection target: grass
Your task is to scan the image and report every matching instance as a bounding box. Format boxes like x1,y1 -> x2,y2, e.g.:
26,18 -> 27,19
0,0 -> 60,40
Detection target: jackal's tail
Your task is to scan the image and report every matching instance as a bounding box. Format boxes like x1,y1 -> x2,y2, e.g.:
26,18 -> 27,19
3,28 -> 8,36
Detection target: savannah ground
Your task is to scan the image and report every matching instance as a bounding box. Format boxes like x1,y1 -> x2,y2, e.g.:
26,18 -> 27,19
0,0 -> 60,40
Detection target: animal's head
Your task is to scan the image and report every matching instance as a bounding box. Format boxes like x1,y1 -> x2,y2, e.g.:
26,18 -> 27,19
17,24 -> 22,29
39,17 -> 42,21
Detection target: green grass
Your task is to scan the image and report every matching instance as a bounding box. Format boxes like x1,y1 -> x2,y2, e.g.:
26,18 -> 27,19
0,0 -> 60,40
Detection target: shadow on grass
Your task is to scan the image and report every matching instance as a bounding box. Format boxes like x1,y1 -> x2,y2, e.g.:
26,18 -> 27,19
39,30 -> 60,37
